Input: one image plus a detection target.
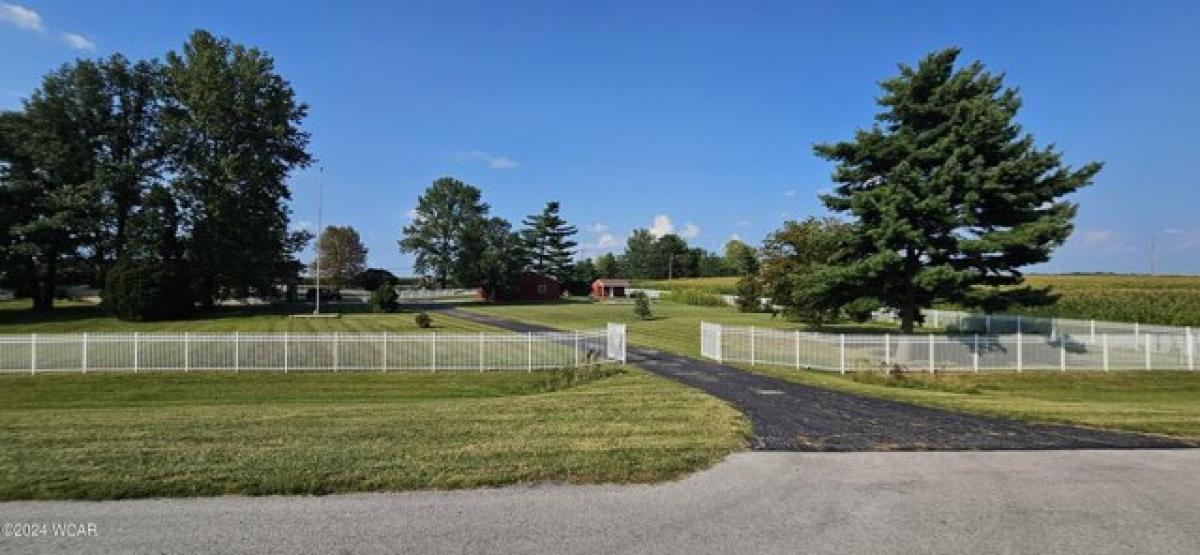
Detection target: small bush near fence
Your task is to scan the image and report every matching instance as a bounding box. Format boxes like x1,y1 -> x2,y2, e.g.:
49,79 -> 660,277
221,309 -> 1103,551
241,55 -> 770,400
415,312 -> 432,328
666,288 -> 727,308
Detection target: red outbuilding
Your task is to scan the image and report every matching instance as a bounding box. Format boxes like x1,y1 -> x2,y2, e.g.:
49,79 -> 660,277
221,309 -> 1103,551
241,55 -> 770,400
483,272 -> 563,301
590,278 -> 630,298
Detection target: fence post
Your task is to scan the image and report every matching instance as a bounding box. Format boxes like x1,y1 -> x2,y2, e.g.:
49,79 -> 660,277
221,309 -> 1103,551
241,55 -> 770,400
795,330 -> 801,369
134,332 -> 139,373
30,333 -> 36,375
1188,329 -> 1195,372
928,333 -> 935,374
480,332 -> 485,373
382,332 -> 387,373
1145,333 -> 1151,371
750,326 -> 756,366
284,332 -> 289,373
527,332 -> 533,373
1134,322 -> 1140,350
884,334 -> 890,367
715,324 -> 722,363
1090,320 -> 1096,343
1016,315 -> 1022,334
184,332 -> 190,373
839,334 -> 846,374
233,332 -> 239,373
1103,334 -> 1109,372
82,332 -> 88,374
431,333 -> 436,373
1016,331 -> 1023,373
933,310 -> 939,329
1060,337 -> 1066,372
575,331 -> 580,368
972,334 -> 979,373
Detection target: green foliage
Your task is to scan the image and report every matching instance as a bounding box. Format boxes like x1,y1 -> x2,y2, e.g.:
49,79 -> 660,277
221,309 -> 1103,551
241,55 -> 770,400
399,177 -> 490,288
315,226 -> 368,291
666,288 -> 727,308
594,253 -> 623,278
564,259 -> 599,296
520,201 -> 578,280
414,311 -> 432,328
812,48 -> 1101,332
369,284 -> 398,313
631,291 -> 653,320
469,217 -> 530,300
358,268 -> 398,291
723,240 -> 758,276
758,217 -> 852,327
102,187 -> 193,321
734,276 -> 763,313
163,30 -> 312,304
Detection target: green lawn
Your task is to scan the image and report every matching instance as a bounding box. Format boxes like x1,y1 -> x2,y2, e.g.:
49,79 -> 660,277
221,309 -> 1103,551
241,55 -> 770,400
464,298 -> 1200,442
0,300 -> 491,333
0,368 -> 749,500
741,365 -> 1200,441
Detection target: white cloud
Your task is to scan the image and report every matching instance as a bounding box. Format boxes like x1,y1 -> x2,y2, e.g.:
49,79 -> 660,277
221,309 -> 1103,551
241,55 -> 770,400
729,233 -> 742,242
736,220 -> 750,228
783,189 -> 796,197
61,32 -> 94,50
588,222 -> 609,234
649,215 -> 674,238
1080,229 -> 1118,248
454,150 -> 519,169
0,2 -> 42,31
597,233 -> 616,248
680,222 -> 700,240
405,208 -> 418,219
1162,228 -> 1200,251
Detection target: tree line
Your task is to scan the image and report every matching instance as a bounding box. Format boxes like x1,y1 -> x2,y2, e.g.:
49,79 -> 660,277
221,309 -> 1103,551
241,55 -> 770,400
0,31 -> 312,319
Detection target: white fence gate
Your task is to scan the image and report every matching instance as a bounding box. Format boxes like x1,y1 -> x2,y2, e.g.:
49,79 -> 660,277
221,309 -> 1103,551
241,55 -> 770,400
0,325 -> 627,374
700,322 -> 1197,373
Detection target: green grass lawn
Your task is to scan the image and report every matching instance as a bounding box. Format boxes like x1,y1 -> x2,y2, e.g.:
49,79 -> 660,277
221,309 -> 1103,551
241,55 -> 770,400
0,368 -> 749,500
740,365 -> 1200,442
0,300 -> 491,333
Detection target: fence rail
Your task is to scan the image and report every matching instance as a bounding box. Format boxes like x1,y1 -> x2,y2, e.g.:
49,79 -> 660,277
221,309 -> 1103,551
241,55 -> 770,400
700,322 -> 1197,373
0,324 -> 627,374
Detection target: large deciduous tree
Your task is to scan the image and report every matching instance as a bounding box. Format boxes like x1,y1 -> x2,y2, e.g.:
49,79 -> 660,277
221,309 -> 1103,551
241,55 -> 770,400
813,47 -> 1101,332
162,30 -> 311,306
520,201 -> 577,280
399,177 -> 489,288
758,217 -> 853,326
314,225 -> 368,291
103,185 -> 192,321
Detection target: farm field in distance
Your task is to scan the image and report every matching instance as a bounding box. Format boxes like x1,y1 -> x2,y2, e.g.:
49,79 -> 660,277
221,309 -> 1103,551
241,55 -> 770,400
0,368 -> 749,500
464,298 -> 1200,442
632,274 -> 1200,327
0,300 -> 494,334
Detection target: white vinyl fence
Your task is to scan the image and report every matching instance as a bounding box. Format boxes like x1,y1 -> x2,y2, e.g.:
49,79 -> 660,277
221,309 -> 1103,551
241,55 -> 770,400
0,324 -> 627,374
700,322 -> 1197,373
872,307 -> 1195,340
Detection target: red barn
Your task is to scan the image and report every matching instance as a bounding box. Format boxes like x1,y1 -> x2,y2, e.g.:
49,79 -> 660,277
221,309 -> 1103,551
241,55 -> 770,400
483,273 -> 563,301
591,278 -> 630,298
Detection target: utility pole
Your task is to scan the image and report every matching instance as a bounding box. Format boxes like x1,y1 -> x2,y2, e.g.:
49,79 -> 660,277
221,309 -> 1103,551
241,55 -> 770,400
314,166 -> 324,315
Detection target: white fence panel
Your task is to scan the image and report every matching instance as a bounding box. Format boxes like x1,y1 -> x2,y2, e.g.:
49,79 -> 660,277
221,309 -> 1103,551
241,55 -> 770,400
698,322 -> 1196,373
0,326 -> 626,374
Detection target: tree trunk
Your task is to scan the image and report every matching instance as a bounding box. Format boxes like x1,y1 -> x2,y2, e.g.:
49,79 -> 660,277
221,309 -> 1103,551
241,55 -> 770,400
900,300 -> 916,334
32,256 -> 57,312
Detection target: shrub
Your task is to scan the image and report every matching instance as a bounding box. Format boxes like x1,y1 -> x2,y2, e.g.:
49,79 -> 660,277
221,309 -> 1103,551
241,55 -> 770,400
666,287 -> 727,307
369,284 -> 399,313
414,311 -> 432,328
632,291 -> 653,320
735,276 -> 763,313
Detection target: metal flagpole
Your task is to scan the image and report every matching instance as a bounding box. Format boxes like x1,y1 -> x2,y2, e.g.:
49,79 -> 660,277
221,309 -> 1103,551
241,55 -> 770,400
314,166 -> 324,315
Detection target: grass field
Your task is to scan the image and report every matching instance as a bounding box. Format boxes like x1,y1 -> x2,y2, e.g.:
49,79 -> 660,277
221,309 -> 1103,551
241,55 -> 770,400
633,274 -> 1200,326
0,368 -> 749,500
0,300 -> 491,333
466,298 -> 1200,441
742,366 -> 1200,441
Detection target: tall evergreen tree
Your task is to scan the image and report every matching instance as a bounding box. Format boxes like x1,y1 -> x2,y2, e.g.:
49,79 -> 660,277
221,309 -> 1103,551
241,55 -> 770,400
162,30 -> 311,306
594,252 -> 623,278
103,185 -> 192,321
520,201 -> 577,280
813,48 -> 1101,332
399,177 -> 489,288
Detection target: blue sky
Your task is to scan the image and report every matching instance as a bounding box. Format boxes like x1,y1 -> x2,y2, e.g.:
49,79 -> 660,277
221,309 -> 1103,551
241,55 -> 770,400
3,0 -> 1198,275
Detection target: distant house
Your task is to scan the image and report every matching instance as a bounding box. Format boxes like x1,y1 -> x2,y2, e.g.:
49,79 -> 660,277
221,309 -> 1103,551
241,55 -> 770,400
486,273 -> 562,302
591,278 -> 630,298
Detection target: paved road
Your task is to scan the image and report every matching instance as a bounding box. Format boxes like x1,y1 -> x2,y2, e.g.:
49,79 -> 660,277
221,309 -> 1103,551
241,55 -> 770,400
3,450 -> 1198,554
445,308 -> 1190,450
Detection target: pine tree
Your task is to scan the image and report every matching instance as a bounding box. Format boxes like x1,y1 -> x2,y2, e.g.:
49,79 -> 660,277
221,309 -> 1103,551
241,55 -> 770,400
103,186 -> 192,321
813,48 -> 1101,332
520,201 -> 577,280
